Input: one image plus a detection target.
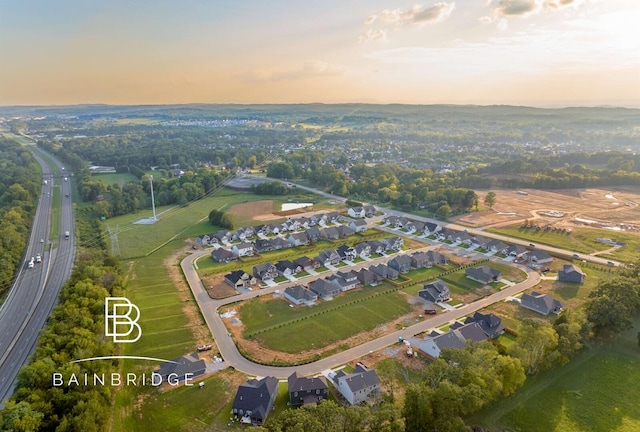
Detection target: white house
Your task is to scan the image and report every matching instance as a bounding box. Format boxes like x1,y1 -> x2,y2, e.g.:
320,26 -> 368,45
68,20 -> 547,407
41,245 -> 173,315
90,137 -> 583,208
332,364 -> 380,405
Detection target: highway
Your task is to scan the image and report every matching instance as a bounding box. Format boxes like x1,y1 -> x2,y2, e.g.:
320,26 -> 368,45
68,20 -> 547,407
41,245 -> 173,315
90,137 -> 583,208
0,147 -> 75,406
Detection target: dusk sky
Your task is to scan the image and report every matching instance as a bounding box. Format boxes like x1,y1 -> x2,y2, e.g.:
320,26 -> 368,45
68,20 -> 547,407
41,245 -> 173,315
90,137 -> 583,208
1,0 -> 638,107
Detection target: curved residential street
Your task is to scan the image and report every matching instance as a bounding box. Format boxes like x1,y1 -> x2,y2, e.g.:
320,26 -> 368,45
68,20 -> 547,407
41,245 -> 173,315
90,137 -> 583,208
181,250 -> 541,378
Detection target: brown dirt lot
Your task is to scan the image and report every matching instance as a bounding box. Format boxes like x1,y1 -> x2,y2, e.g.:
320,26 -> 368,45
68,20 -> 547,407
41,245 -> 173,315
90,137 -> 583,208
453,187 -> 640,230
228,200 -> 281,224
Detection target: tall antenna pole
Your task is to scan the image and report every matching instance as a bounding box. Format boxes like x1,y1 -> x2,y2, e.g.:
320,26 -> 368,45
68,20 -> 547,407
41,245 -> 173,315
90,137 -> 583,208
150,175 -> 157,221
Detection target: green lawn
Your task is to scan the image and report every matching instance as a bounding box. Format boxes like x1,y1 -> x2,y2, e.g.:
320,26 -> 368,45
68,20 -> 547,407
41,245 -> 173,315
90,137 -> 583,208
469,316 -> 640,432
236,285 -> 412,354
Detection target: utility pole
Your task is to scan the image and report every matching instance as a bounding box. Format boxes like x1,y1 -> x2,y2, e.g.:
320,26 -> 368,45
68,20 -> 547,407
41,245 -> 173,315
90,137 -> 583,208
150,175 -> 157,221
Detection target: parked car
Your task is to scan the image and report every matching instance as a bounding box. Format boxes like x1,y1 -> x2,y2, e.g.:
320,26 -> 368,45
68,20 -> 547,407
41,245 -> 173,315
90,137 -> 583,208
424,309 -> 437,315
572,253 -> 579,258
607,261 -> 616,267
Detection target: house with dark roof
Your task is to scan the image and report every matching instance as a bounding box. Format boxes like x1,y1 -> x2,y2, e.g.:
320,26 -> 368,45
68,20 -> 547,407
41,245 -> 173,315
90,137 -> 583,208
466,266 -> 502,284
211,248 -> 237,263
356,268 -> 383,286
275,260 -> 300,277
232,376 -> 279,426
520,291 -> 565,315
388,255 -> 412,273
293,256 -> 319,271
426,250 -> 449,265
212,230 -> 231,244
315,249 -> 341,267
156,352 -> 206,384
332,364 -> 381,405
424,222 -> 442,235
367,240 -> 386,255
321,227 -> 340,240
464,312 -> 505,339
418,280 -> 450,303
506,244 -> 528,258
363,205 -> 377,217
354,242 -> 371,259
306,227 -> 322,243
336,245 -> 357,261
370,264 -> 399,280
288,372 -> 329,405
284,285 -> 318,306
417,322 -> 488,359
270,237 -> 291,250
254,238 -> 274,253
309,279 -> 341,300
349,219 -> 368,233
382,237 -> 403,251
253,263 -> 279,281
410,251 -> 431,269
348,206 -> 365,218
286,232 -> 310,247
486,239 -> 508,253
337,225 -> 355,238
224,270 -> 257,289
558,264 -> 586,283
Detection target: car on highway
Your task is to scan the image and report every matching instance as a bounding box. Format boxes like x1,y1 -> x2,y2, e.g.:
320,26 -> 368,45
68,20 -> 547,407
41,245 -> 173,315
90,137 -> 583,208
28,258 -> 35,269
36,254 -> 42,263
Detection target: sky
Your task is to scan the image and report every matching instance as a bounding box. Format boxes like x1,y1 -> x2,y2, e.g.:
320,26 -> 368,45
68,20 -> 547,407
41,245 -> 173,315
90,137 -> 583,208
0,0 -> 639,107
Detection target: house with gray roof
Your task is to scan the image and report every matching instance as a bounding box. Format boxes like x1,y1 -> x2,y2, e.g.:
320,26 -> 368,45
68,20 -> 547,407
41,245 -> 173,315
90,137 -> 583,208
270,237 -> 291,250
288,372 -> 328,405
293,256 -> 319,271
363,205 -> 377,217
224,270 -> 257,289
466,266 -> 502,284
211,248 -> 237,263
426,250 -> 449,265
367,240 -> 385,255
275,260 -> 300,277
464,312 -> 505,339
336,245 -> 357,261
232,242 -> 254,257
388,255 -> 412,273
306,227 -> 322,243
418,280 -> 450,303
284,285 -> 318,306
254,238 -> 274,253
332,364 -> 380,405
410,251 -> 431,269
520,291 -> 565,315
349,219 -> 368,233
354,242 -> 371,258
558,264 -> 586,283
337,225 -> 355,238
232,376 -> 279,426
309,279 -> 341,300
321,226 -> 340,240
417,322 -> 488,359
356,268 -> 382,286
315,249 -> 341,267
370,264 -> 399,280
253,263 -> 279,281
348,206 -> 366,218
156,352 -> 206,384
526,250 -> 553,265
382,237 -> 403,251
286,232 -> 309,247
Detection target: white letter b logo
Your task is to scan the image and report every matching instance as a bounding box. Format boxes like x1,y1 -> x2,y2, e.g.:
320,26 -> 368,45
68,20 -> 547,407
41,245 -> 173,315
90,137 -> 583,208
105,297 -> 141,343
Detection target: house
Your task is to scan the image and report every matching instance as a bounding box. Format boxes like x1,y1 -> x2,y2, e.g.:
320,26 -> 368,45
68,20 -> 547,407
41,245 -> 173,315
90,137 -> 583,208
382,237 -> 403,252
296,216 -> 311,229
485,239 -> 508,253
286,232 -> 309,247
309,279 -> 341,300
423,222 -> 441,235
363,205 -> 377,217
436,228 -> 455,241
383,215 -> 400,226
254,238 -> 274,253
354,242 -> 371,259
418,280 -> 451,303
348,206 -> 366,218
232,376 -> 279,426
275,260 -> 300,277
520,291 -> 565,315
471,235 -> 491,249
321,227 -> 340,240
253,263 -> 279,281
464,312 -> 505,339
232,242 -> 254,257
505,244 -> 528,258
293,256 -> 319,271
156,352 -> 206,384
327,274 -> 357,291
366,240 -> 386,255
284,285 -> 318,306
410,251 -> 431,269
306,227 -> 322,243
211,248 -> 237,263
405,221 -> 425,235
332,364 -> 381,405
466,266 -> 502,284
336,270 -> 359,287
212,230 -> 231,244
426,250 -> 449,265
526,250 -> 553,265
270,237 -> 291,250
336,245 -> 357,262
315,249 -> 341,266
325,212 -> 341,224
195,233 -> 216,246
349,219 -> 368,233
558,264 -> 586,283
337,225 -> 355,238
224,270 -> 256,289
370,264 -> 399,280
266,223 -> 281,235
356,268 -> 383,286
288,372 -> 329,405
417,322 -> 488,359
388,255 -> 412,273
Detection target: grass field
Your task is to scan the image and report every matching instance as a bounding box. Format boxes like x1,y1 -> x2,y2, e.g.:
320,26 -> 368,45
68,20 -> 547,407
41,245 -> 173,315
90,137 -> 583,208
103,189 -> 300,259
487,225 -> 640,262
235,284 -> 412,353
93,172 -> 141,184
469,316 -> 640,432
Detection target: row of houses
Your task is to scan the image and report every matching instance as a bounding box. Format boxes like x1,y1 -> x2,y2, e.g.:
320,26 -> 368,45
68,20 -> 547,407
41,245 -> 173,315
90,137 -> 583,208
232,365 -> 381,426
197,212 -> 346,247
347,205 -> 377,218
417,265 -> 503,303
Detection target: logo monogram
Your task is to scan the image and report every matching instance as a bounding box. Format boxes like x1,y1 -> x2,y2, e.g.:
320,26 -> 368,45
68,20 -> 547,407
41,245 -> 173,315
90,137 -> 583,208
105,297 -> 141,343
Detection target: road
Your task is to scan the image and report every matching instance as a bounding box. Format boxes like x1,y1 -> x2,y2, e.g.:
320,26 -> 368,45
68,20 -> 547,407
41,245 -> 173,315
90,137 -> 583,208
0,147 -> 75,405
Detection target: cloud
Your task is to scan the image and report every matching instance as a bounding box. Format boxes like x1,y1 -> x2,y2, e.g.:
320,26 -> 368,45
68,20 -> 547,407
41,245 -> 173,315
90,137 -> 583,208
545,0 -> 580,9
495,0 -> 542,17
366,3 -> 456,26
359,28 -> 388,43
247,61 -> 347,82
